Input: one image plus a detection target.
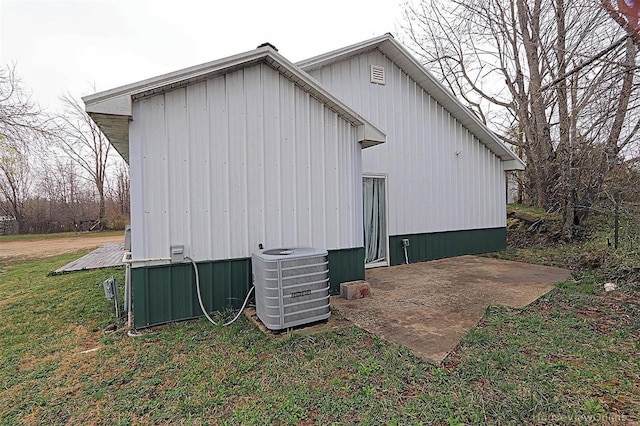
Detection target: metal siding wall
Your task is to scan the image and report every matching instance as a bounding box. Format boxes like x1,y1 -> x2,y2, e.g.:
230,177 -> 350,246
246,66 -> 266,253
307,50 -> 507,235
129,63 -> 362,262
263,68 -> 281,249
388,228 -> 507,266
130,95 -> 172,259
129,103 -> 145,257
295,85 -> 312,245
187,83 -> 211,258
166,89 -> 190,253
279,74 -> 296,246
309,95 -> 326,248
227,70 -> 249,258
324,109 -> 339,249
131,247 -> 365,328
208,76 -> 230,259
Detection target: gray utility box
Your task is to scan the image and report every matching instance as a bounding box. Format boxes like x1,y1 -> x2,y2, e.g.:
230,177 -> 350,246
252,247 -> 330,330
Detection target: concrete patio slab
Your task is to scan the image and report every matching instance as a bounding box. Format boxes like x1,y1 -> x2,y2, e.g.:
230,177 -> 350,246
331,255 -> 571,365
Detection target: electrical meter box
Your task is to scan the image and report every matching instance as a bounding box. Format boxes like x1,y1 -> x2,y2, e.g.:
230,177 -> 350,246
103,277 -> 116,300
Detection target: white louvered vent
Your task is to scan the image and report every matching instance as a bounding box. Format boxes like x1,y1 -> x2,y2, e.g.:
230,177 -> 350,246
370,65 -> 385,85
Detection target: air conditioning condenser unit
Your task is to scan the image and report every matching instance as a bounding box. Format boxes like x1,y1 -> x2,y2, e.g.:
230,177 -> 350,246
252,247 -> 330,330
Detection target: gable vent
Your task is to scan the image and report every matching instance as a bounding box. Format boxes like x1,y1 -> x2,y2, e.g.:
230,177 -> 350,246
370,65 -> 385,85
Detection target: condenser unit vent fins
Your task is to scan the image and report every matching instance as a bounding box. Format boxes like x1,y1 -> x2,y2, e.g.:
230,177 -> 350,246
252,246 -> 330,331
370,65 -> 385,85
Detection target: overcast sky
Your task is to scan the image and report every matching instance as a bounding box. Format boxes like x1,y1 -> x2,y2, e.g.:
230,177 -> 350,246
0,0 -> 405,113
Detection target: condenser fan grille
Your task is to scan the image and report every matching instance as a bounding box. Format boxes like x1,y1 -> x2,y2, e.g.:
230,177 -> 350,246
252,247 -> 330,330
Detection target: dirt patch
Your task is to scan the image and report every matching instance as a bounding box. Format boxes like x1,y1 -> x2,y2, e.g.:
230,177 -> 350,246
0,234 -> 123,263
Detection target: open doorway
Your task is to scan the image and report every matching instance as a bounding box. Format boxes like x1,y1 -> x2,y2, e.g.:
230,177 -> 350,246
363,175 -> 388,268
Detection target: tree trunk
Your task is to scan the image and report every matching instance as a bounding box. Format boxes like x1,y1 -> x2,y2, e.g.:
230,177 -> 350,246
402,0 -> 640,239
98,188 -> 105,230
517,0 -> 555,210
554,0 -> 575,240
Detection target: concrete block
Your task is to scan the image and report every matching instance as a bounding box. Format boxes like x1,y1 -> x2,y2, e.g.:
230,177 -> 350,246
340,280 -> 371,300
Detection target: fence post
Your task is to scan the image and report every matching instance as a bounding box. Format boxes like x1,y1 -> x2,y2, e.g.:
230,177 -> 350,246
614,190 -> 620,249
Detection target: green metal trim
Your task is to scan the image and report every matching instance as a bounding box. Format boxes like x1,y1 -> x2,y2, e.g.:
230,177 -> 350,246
131,247 -> 365,328
388,227 -> 507,266
131,258 -> 252,329
327,247 -> 365,294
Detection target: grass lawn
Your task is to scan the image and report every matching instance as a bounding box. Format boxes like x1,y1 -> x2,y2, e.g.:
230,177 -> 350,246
1,225 -> 639,424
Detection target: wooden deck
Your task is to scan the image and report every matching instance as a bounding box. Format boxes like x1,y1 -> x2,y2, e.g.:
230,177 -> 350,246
54,242 -> 125,274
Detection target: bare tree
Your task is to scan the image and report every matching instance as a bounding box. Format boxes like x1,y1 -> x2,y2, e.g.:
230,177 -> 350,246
0,66 -> 128,234
0,136 -> 31,233
403,0 -> 640,239
0,65 -> 48,149
55,94 -> 112,229
37,158 -> 88,229
0,65 -> 49,233
112,162 -> 130,216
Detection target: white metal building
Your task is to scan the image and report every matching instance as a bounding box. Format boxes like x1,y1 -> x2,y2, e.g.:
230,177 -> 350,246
84,35 -> 524,328
84,45 -> 384,328
298,34 -> 525,266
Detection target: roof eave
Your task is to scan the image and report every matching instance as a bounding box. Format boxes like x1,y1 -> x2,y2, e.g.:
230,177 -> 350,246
296,33 -> 394,72
82,48 -> 277,161
298,34 -> 525,167
82,48 -> 272,106
83,46 -> 386,162
502,158 -> 526,171
358,124 -> 386,148
87,112 -> 130,163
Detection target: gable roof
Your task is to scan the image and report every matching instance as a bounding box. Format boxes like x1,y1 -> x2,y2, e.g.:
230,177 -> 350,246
83,45 -> 386,163
297,34 -> 525,171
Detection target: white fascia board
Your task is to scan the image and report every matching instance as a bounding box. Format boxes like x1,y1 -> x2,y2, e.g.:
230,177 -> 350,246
502,159 -> 526,171
357,124 -> 386,148
298,34 -> 524,166
296,33 -> 393,71
82,47 -> 273,110
84,93 -> 132,117
266,51 -> 385,148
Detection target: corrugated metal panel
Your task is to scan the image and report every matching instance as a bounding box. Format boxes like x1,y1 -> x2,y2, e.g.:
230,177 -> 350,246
388,228 -> 507,266
131,257 -> 252,329
327,247 -> 365,294
307,50 -> 507,236
129,63 -> 363,261
131,247 -> 364,328
297,36 -> 523,168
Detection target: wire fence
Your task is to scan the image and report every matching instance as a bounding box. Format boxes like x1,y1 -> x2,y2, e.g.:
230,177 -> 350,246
587,198 -> 640,251
614,201 -> 640,251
